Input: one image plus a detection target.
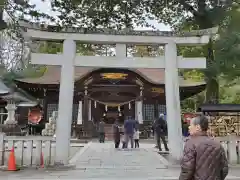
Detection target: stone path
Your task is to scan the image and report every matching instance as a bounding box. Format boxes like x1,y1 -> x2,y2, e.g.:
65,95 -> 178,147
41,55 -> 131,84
1,141 -> 240,179
75,142 -> 166,169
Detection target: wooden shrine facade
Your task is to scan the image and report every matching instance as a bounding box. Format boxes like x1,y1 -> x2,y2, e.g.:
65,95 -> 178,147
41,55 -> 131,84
14,67 -> 206,129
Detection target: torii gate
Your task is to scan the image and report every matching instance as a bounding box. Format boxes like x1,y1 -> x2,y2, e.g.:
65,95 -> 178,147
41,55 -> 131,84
20,22 -> 212,165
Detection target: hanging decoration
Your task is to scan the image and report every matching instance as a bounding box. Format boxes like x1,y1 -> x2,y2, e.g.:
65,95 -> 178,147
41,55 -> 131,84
118,106 -> 120,112
105,105 -> 108,111
94,101 -> 97,108
128,102 -> 131,109
85,95 -> 141,107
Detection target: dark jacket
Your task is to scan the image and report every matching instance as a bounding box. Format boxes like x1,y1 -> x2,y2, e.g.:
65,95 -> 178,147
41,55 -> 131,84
179,132 -> 228,180
113,123 -> 120,141
124,119 -> 136,135
98,121 -> 105,133
154,118 -> 167,136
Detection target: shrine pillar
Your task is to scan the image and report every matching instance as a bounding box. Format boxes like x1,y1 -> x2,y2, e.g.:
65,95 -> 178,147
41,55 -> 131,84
55,39 -> 75,165
83,86 -> 89,135
154,100 -> 158,119
88,100 -> 92,121
42,89 -> 48,122
164,42 -> 183,160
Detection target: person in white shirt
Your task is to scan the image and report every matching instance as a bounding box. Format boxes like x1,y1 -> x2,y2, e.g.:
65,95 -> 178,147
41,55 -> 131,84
133,129 -> 140,148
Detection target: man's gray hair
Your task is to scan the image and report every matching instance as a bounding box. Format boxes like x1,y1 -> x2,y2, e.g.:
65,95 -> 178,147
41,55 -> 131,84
191,115 -> 209,131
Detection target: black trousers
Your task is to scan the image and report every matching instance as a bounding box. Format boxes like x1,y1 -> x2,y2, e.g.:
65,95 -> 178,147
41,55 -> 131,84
115,140 -> 120,148
99,132 -> 105,143
122,142 -> 126,149
134,139 -> 139,148
156,135 -> 168,151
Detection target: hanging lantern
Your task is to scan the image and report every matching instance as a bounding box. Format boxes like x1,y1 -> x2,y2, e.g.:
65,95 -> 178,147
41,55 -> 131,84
118,106 -> 120,112
119,112 -> 122,116
94,101 -> 97,108
105,105 -> 108,111
128,102 -> 131,109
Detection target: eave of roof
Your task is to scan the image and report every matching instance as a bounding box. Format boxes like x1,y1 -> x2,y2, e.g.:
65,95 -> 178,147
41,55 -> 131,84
15,66 -> 206,87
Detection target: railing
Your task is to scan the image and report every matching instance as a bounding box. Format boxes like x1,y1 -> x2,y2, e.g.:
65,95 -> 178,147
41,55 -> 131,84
0,133 -> 55,167
216,136 -> 240,164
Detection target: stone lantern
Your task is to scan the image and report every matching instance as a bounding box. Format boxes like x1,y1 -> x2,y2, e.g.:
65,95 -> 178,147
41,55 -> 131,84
0,82 -> 38,135
2,87 -> 38,124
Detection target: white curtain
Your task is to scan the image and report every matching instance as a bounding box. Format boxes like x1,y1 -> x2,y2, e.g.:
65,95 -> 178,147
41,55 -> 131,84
77,101 -> 82,124
135,101 -> 143,124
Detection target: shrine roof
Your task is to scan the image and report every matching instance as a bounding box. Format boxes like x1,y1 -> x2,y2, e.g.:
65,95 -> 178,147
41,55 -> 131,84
15,67 -> 205,87
198,104 -> 240,112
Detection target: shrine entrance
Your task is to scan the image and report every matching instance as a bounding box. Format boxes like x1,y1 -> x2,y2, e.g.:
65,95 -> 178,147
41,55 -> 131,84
20,21 -> 211,164
77,69 -> 142,126
102,106 -> 122,124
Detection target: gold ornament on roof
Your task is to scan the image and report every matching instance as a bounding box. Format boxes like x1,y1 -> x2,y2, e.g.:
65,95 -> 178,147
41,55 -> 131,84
101,73 -> 128,80
151,87 -> 164,93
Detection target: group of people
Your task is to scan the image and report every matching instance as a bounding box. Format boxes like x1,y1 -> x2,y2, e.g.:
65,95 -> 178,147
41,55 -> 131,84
113,117 -> 140,149
98,114 -> 229,180
98,117 -> 140,149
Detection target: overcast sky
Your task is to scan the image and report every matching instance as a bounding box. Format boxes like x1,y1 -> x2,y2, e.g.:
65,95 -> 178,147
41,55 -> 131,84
29,0 -> 171,31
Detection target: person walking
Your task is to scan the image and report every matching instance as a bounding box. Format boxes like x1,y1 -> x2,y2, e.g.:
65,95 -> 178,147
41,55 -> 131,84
113,119 -> 121,148
133,129 -> 140,148
124,116 -> 136,148
179,115 -> 228,180
155,114 -> 169,151
121,133 -> 126,149
98,119 -> 105,143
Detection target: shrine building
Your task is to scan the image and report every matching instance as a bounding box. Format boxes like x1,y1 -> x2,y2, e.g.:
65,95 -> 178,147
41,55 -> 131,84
14,66 -> 205,136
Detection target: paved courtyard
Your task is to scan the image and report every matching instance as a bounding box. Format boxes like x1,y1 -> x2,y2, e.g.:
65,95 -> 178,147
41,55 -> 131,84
1,141 -> 240,179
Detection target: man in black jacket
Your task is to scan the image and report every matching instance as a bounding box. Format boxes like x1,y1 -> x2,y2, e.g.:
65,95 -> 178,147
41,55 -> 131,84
155,115 -> 169,152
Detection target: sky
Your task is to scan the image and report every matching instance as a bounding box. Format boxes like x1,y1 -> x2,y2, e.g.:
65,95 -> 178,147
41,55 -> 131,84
29,0 -> 171,31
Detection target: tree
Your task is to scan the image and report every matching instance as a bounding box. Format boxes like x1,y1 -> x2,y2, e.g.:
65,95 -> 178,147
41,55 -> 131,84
5,0 -> 153,29
5,0 -> 239,104
215,4 -> 240,80
148,0 -> 237,103
49,0 -> 153,29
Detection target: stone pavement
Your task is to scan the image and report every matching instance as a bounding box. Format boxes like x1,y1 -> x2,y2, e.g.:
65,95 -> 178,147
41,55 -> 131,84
1,141 -> 240,179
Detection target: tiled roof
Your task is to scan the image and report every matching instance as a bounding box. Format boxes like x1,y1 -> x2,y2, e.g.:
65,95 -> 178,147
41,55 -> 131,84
16,66 -> 205,87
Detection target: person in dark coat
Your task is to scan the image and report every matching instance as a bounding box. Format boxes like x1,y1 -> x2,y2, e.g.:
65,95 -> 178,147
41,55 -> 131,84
124,116 -> 136,148
179,115 -> 228,180
155,115 -> 169,151
98,119 -> 105,143
113,119 -> 121,148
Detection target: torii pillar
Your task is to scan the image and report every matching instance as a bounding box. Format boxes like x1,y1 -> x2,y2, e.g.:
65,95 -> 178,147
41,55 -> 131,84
165,42 -> 183,159
54,39 -> 75,165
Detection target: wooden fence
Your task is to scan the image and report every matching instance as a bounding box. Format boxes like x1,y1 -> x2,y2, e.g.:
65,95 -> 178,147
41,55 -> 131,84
0,134 -> 56,167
